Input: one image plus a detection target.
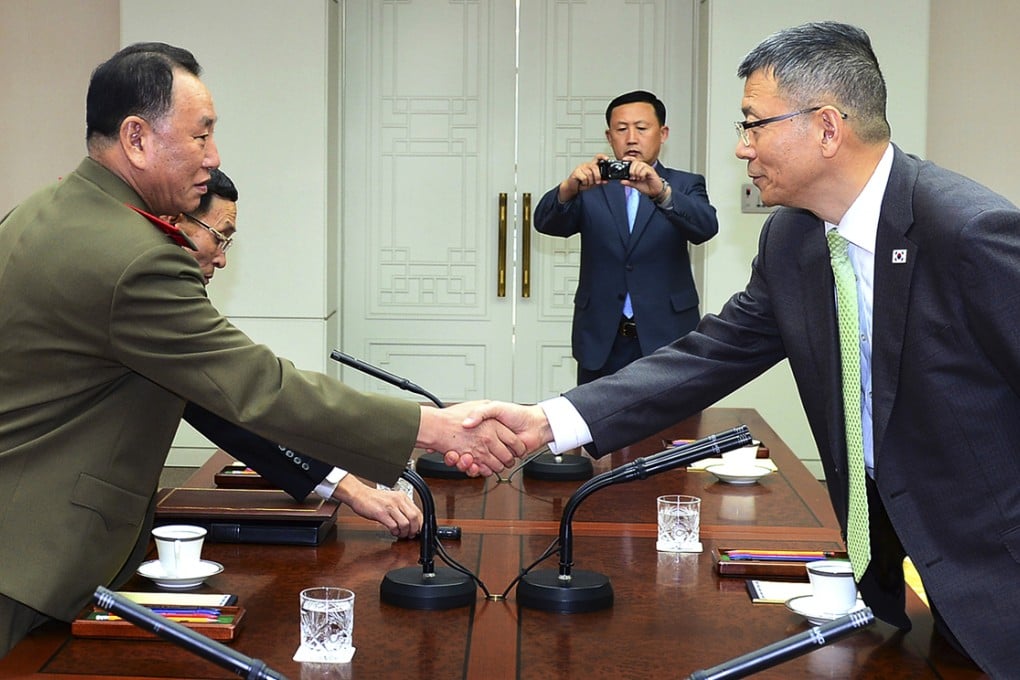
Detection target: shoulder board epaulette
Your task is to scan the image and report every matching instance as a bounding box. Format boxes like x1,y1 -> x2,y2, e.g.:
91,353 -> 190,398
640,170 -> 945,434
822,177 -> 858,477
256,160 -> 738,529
126,204 -> 197,249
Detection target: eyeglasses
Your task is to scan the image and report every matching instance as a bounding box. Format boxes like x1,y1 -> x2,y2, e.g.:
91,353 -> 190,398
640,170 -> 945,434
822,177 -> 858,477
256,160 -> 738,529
734,106 -> 846,146
183,213 -> 233,253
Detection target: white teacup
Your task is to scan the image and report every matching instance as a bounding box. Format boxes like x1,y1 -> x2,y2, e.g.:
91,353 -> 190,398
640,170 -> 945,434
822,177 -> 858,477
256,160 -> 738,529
722,442 -> 759,464
152,524 -> 206,576
805,559 -> 857,614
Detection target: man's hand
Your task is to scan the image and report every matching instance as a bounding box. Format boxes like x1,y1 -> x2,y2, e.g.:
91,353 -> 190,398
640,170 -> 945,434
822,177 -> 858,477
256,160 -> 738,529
332,476 -> 422,538
558,154 -> 612,203
416,401 -> 528,477
620,160 -> 668,201
448,401 -> 553,472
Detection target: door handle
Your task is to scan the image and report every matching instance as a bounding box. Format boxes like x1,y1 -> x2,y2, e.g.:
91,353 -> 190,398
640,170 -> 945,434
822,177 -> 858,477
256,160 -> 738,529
521,192 -> 531,298
497,193 -> 507,297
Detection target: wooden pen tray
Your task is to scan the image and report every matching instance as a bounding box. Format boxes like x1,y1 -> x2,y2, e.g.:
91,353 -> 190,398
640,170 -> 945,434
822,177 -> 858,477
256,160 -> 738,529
71,605 -> 245,642
713,548 -> 848,580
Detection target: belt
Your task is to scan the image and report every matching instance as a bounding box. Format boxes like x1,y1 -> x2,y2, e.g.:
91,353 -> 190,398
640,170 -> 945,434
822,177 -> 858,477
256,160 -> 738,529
618,318 -> 638,338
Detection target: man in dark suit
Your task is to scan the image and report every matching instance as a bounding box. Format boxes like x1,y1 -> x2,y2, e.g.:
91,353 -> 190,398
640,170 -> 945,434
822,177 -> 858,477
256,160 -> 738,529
0,42 -> 522,657
458,22 -> 1020,676
534,90 -> 718,384
171,168 -> 421,536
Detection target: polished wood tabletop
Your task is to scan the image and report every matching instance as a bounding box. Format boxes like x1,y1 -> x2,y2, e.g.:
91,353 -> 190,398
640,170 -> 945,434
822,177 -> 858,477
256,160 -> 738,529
1,408 -> 985,679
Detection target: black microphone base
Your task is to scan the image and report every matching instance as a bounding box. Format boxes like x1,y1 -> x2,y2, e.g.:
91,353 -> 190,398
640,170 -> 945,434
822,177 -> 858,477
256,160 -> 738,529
516,568 -> 613,613
380,566 -> 476,610
523,452 -> 594,481
414,452 -> 471,479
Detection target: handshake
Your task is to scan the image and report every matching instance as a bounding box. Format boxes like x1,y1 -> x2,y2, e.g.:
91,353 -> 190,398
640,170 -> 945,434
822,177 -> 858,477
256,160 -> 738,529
417,401 -> 554,477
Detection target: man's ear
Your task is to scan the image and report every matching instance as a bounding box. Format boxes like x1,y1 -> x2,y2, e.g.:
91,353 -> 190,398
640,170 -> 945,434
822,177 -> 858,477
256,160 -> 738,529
818,107 -> 845,158
119,116 -> 150,168
161,213 -> 184,225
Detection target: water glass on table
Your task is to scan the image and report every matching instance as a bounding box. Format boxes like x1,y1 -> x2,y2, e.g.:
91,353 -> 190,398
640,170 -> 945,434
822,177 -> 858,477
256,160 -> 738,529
656,494 -> 702,553
295,587 -> 356,663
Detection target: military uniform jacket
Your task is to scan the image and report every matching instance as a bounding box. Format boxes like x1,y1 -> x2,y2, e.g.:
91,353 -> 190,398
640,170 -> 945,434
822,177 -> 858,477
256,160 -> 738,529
0,158 -> 417,620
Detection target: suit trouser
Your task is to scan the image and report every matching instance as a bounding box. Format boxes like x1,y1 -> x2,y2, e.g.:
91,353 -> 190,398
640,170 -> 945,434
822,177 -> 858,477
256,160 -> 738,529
0,592 -> 51,658
577,320 -> 643,384
861,478 -> 972,663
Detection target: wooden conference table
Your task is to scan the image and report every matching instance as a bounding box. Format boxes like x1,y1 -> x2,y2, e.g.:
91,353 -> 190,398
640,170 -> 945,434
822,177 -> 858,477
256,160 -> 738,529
2,408 -> 985,679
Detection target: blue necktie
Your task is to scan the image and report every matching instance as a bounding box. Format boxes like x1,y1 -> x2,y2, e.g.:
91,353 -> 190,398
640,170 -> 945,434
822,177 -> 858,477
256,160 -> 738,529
623,187 -> 638,319
826,230 -> 871,581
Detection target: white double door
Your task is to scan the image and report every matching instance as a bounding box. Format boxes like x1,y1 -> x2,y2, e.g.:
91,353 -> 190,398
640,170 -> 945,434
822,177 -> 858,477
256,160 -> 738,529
340,0 -> 698,404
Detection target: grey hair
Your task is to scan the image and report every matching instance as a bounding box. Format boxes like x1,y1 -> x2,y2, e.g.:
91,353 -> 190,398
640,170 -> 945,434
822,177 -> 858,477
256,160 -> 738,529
737,21 -> 890,143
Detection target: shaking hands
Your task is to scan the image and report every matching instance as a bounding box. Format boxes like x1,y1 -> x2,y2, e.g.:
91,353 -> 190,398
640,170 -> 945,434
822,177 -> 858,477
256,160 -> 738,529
416,401 -> 555,477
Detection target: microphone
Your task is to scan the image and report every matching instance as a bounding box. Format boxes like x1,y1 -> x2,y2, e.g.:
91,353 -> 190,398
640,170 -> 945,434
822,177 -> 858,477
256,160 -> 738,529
378,467 -> 476,610
93,586 -> 287,680
330,351 -> 440,406
686,607 -> 876,679
329,350 -> 466,479
516,426 -> 752,613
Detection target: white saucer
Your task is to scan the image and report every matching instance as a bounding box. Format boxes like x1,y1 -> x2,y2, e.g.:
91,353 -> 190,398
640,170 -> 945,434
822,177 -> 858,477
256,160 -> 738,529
785,594 -> 866,625
137,559 -> 224,590
704,463 -> 773,485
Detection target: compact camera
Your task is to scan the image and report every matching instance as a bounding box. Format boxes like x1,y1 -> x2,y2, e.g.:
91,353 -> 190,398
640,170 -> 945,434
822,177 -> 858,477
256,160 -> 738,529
598,159 -> 632,180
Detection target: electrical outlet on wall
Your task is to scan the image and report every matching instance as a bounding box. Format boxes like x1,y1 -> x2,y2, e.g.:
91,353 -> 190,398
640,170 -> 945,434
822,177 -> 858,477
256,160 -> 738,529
741,183 -> 775,213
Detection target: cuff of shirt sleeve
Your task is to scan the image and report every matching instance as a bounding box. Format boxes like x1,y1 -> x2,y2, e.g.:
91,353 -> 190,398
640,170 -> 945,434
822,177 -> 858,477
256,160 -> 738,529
314,467 -> 350,500
538,397 -> 593,454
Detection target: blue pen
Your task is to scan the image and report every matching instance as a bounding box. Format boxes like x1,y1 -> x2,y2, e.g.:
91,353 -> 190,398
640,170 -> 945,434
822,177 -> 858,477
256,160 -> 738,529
149,607 -> 222,616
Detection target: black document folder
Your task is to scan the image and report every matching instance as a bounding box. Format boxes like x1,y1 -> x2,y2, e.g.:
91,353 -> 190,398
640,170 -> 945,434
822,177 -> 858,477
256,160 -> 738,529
155,487 -> 338,546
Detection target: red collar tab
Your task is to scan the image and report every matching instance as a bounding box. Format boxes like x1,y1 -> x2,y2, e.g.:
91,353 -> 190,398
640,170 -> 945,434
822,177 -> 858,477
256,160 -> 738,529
126,204 -> 196,249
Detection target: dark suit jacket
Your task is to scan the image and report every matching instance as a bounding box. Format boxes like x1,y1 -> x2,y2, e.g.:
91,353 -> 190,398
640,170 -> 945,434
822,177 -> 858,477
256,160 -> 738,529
563,146 -> 1020,676
0,158 -> 418,621
534,165 -> 718,370
183,403 -> 332,502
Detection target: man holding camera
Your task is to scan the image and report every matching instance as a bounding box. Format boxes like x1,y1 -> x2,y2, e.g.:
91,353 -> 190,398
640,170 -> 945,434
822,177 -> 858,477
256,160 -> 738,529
534,90 -> 718,384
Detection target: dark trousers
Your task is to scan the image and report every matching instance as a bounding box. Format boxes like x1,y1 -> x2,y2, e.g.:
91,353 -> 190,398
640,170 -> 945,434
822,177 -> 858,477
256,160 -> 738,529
859,478 -> 972,663
576,319 -> 643,385
0,592 -> 51,658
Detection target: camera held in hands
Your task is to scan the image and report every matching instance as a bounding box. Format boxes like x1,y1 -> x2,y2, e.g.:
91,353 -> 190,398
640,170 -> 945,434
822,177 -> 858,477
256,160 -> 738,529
598,159 -> 632,181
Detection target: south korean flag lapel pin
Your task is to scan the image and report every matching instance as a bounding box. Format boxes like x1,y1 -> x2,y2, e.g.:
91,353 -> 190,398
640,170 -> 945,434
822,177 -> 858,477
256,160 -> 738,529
891,248 -> 908,264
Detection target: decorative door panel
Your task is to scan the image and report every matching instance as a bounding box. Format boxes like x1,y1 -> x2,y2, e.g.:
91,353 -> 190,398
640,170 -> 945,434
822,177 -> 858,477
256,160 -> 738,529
342,0 -> 517,402
342,0 -> 697,404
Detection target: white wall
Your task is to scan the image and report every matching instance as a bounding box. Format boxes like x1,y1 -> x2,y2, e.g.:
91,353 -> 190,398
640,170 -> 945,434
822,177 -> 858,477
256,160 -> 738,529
700,0 -> 930,477
926,1 -> 1020,206
0,0 -> 118,214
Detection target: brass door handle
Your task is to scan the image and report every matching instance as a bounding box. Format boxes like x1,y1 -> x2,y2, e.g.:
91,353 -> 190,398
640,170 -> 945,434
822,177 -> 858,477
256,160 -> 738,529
521,192 -> 531,298
497,193 -> 507,297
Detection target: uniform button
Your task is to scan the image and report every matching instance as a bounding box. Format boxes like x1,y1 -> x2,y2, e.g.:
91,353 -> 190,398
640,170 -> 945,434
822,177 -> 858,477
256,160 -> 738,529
625,264 -> 634,271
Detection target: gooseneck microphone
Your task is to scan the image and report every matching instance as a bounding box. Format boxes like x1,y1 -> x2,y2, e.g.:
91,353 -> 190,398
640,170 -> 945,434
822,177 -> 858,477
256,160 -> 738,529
329,350 -> 466,479
330,350 -> 441,406
328,350 -> 467,479
377,467 -> 477,609
516,426 -> 753,613
93,586 -> 287,680
687,607 -> 876,679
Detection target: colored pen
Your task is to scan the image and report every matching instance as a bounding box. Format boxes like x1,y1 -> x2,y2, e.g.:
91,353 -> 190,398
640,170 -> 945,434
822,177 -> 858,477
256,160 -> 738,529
726,550 -> 844,561
149,607 -> 223,616
93,613 -> 231,623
